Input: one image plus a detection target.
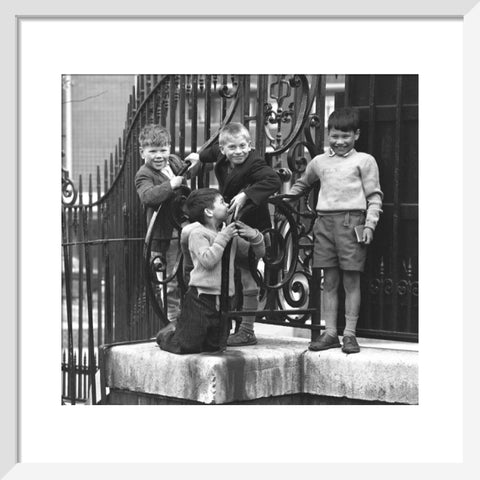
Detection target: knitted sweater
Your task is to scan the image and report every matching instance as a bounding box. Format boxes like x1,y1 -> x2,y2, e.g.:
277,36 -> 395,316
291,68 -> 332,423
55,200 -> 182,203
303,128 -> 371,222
288,149 -> 383,230
184,222 -> 265,296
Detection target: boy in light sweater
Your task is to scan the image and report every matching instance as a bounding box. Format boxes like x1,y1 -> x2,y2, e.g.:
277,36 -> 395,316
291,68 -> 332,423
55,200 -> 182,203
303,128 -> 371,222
287,107 -> 383,354
157,188 -> 265,354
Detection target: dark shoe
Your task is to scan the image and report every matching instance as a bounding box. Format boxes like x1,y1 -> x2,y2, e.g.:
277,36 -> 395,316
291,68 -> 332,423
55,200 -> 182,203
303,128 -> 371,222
227,330 -> 257,346
155,321 -> 177,346
342,335 -> 360,354
308,333 -> 341,351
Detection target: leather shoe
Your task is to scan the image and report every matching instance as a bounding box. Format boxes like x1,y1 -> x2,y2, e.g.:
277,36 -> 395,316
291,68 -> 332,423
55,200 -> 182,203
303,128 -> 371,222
227,330 -> 257,346
308,333 -> 341,351
342,335 -> 360,354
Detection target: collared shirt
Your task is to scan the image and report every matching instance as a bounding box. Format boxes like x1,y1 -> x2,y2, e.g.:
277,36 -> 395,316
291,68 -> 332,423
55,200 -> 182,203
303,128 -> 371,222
161,164 -> 174,179
328,147 -> 355,158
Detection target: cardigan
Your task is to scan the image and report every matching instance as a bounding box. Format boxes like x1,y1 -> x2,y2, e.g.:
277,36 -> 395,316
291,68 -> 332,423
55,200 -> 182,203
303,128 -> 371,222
184,222 -> 265,296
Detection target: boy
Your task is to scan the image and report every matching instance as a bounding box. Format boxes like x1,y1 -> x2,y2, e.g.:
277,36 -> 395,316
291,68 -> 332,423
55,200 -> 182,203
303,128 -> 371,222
134,124 -> 199,324
287,107 -> 383,354
157,188 -> 265,354
188,123 -> 281,346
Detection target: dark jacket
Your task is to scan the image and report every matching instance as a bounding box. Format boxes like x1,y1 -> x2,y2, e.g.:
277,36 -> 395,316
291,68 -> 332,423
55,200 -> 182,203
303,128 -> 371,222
135,154 -> 187,252
199,144 -> 281,231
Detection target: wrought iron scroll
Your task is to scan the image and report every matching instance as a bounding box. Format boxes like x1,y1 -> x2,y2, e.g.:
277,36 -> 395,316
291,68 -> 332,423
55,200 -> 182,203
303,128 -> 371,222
213,191 -> 321,332
264,75 -> 319,158
62,167 -> 77,206
255,192 -> 319,325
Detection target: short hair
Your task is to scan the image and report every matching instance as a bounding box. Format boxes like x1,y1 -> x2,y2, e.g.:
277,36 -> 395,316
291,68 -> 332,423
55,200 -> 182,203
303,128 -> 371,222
138,124 -> 171,147
218,122 -> 251,146
184,188 -> 222,224
327,107 -> 360,132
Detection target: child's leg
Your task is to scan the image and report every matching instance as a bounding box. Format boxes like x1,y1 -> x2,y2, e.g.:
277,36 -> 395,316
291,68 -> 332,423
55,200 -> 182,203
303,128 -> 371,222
227,267 -> 258,346
158,287 -> 208,354
165,242 -> 181,322
239,266 -> 258,332
341,270 -> 361,354
342,270 -> 361,337
322,267 -> 341,337
151,246 -> 180,323
308,267 -> 341,351
204,297 -> 232,353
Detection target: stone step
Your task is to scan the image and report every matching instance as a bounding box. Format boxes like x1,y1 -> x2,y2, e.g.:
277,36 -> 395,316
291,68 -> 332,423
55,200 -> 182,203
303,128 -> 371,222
101,335 -> 418,405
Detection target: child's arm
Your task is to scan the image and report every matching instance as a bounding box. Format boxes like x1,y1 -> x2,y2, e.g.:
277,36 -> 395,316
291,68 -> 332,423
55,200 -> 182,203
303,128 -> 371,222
360,155 -> 383,233
286,158 -> 320,197
189,224 -> 237,270
362,227 -> 374,245
240,159 -> 282,206
235,221 -> 266,259
184,152 -> 201,176
134,170 -> 175,208
169,154 -> 200,180
229,159 -> 281,217
198,144 -> 221,164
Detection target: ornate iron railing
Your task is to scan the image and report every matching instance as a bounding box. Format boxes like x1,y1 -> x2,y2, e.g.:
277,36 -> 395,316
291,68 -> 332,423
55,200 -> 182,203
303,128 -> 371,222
61,74 -> 419,404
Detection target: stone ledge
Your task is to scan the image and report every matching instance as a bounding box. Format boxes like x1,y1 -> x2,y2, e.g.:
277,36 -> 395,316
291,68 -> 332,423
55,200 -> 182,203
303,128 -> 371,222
303,347 -> 418,404
103,336 -> 308,404
102,334 -> 418,405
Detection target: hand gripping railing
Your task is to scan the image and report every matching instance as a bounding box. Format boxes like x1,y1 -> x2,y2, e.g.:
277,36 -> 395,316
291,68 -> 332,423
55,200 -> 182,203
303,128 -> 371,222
217,191 -> 322,338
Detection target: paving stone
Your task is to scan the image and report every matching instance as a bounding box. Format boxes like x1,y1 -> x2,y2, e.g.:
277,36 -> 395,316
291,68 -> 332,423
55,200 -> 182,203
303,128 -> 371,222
102,335 -> 418,404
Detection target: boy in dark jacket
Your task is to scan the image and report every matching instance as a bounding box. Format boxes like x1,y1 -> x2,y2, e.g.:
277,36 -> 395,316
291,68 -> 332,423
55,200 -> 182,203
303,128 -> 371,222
189,123 -> 281,345
134,124 -> 199,323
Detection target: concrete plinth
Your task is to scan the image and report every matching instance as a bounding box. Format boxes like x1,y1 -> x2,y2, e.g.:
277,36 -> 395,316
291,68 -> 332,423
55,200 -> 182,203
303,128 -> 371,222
102,335 -> 418,405
103,336 -> 308,404
303,347 -> 418,405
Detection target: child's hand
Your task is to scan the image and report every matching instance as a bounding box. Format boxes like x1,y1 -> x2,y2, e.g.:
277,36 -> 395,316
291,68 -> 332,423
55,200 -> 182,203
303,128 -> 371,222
363,227 -> 374,245
185,152 -> 200,171
235,220 -> 258,240
170,176 -> 183,189
221,222 -> 238,241
228,192 -> 247,219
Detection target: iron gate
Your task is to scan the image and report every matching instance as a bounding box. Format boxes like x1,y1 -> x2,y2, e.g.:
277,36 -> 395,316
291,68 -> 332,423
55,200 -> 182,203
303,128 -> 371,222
61,74 -> 418,404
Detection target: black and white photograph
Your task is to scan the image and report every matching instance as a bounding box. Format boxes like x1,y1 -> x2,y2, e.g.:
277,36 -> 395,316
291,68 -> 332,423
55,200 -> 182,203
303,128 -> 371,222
61,74 -> 419,407
7,5 -> 477,475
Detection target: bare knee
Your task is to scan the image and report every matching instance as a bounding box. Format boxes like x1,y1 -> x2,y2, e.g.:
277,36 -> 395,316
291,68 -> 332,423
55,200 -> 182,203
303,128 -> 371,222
343,271 -> 360,293
323,268 -> 340,292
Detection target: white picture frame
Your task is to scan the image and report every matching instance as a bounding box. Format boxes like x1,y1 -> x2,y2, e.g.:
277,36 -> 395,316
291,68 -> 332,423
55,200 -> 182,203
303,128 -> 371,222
3,0 -> 479,478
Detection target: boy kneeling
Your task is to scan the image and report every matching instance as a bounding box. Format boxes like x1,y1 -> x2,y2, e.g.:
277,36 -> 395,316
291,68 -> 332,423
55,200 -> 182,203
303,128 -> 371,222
157,188 -> 265,354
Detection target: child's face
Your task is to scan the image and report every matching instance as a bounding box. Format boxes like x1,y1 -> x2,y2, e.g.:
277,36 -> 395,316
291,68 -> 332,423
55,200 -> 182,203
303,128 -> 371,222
209,195 -> 229,222
328,128 -> 359,156
220,134 -> 251,166
140,144 -> 171,171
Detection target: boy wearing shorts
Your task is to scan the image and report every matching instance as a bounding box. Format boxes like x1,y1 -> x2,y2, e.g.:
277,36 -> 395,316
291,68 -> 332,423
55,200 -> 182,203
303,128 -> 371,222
287,107 -> 383,353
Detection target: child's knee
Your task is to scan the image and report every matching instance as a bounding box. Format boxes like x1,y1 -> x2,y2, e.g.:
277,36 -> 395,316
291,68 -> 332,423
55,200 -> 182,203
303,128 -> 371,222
343,271 -> 360,291
323,268 -> 340,291
240,269 -> 258,293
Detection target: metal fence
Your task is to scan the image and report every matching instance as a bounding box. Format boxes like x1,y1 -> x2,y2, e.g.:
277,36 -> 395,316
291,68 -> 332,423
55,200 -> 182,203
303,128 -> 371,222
61,74 -> 418,404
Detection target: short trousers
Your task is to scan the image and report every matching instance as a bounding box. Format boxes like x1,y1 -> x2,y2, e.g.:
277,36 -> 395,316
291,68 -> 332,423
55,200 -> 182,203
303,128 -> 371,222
313,211 -> 367,272
158,286 -> 232,354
